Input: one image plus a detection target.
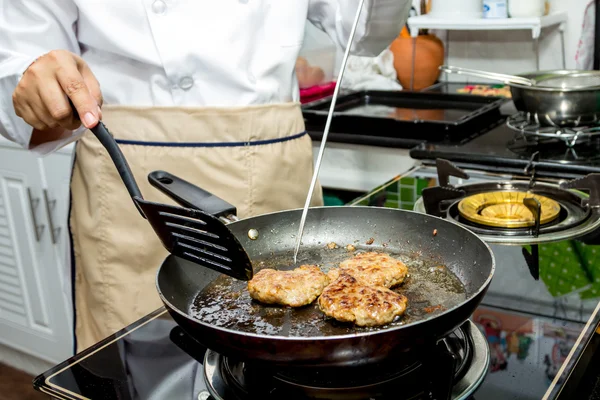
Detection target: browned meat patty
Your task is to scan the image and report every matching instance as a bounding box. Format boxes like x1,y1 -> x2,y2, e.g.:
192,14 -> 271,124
247,265 -> 329,307
318,273 -> 408,326
327,252 -> 408,288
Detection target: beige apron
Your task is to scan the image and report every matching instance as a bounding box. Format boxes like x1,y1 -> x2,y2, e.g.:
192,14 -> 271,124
69,102 -> 323,352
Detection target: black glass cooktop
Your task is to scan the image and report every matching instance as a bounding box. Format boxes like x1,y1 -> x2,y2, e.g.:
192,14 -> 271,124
33,305 -> 591,400
33,166 -> 600,400
33,308 -> 208,400
410,123 -> 600,179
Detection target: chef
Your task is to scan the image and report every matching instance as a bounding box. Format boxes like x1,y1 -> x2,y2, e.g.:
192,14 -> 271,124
0,1 -> 411,352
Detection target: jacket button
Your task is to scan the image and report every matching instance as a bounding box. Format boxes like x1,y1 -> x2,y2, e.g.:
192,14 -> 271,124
179,76 -> 194,90
152,0 -> 167,14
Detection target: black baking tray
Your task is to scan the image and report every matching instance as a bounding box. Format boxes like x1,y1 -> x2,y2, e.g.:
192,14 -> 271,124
302,90 -> 507,143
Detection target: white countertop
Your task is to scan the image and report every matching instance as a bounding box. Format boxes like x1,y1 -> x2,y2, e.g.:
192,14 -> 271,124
311,141 -> 416,193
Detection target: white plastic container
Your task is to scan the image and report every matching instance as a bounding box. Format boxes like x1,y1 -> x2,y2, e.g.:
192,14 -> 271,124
429,0 -> 483,19
483,0 -> 508,19
508,0 -> 545,18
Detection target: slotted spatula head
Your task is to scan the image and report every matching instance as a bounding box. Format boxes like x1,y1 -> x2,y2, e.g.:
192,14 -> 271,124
135,198 -> 253,280
90,121 -> 253,281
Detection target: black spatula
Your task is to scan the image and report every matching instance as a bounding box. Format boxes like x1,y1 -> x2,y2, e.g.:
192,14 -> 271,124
90,121 -> 253,281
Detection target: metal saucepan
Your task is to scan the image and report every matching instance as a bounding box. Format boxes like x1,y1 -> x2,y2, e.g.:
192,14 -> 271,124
149,171 -> 495,368
441,65 -> 600,127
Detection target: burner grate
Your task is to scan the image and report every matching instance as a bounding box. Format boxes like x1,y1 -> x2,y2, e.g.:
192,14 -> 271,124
420,159 -> 594,241
202,321 -> 489,400
506,112 -> 600,147
423,180 -> 591,240
507,135 -> 600,165
417,160 -> 600,279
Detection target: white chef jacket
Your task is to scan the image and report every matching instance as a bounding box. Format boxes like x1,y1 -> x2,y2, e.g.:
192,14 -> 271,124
0,0 -> 410,155
0,1 -> 410,351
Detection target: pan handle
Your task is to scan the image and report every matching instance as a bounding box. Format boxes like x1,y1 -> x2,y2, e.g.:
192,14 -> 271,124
439,65 -> 535,87
90,122 -> 146,218
148,171 -> 237,219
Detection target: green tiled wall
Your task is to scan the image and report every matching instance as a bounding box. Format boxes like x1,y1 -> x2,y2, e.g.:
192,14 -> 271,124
351,177 -> 434,210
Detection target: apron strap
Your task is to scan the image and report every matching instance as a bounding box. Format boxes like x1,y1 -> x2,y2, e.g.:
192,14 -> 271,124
114,131 -> 307,147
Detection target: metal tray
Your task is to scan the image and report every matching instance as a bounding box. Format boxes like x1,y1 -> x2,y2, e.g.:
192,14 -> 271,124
302,90 -> 507,143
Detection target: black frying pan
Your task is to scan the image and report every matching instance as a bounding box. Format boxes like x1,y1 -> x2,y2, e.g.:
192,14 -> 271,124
148,172 -> 495,368
87,122 -> 496,368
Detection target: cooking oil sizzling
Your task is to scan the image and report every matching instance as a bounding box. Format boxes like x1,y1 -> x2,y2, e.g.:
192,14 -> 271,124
190,246 -> 466,337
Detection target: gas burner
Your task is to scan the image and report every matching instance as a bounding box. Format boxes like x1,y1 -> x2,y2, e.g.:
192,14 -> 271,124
443,182 -> 589,239
203,320 -> 490,400
457,191 -> 561,229
414,159 -> 600,246
506,112 -> 600,148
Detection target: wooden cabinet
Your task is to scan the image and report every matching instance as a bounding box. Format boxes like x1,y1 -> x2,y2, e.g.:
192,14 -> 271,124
0,142 -> 73,364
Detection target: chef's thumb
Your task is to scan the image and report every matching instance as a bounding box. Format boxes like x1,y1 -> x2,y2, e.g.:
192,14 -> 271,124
56,64 -> 100,129
68,91 -> 100,129
78,61 -> 104,120
63,86 -> 100,129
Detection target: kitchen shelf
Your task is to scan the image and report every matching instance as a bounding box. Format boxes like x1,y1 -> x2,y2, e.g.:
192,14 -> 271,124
404,12 -> 568,87
407,12 -> 567,39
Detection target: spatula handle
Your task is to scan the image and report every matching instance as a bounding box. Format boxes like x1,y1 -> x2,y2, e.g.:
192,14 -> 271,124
148,171 -> 237,218
90,122 -> 145,216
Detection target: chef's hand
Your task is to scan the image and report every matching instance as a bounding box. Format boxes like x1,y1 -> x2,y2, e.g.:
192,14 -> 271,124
296,57 -> 325,89
12,50 -> 103,134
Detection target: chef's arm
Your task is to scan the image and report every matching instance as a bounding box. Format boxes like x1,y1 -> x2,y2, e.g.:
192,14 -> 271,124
0,0 -> 90,155
308,0 -> 411,57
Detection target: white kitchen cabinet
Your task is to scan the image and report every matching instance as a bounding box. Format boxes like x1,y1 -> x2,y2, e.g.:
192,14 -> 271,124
0,143 -> 73,364
39,152 -> 75,291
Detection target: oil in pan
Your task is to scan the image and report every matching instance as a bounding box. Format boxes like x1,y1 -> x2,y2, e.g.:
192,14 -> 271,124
190,246 -> 466,337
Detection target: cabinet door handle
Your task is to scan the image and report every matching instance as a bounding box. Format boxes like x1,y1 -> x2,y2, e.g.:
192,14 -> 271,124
43,189 -> 61,245
27,188 -> 45,242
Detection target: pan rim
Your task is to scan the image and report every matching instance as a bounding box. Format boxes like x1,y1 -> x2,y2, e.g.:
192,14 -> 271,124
510,69 -> 600,92
155,206 -> 496,341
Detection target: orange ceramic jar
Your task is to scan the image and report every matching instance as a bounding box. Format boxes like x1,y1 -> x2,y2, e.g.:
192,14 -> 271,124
390,34 -> 445,91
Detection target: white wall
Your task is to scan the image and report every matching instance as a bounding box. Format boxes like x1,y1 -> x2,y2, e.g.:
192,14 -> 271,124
440,0 -> 593,80
301,0 -> 595,82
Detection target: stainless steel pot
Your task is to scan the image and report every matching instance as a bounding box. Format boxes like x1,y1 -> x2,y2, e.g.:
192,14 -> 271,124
441,66 -> 600,127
